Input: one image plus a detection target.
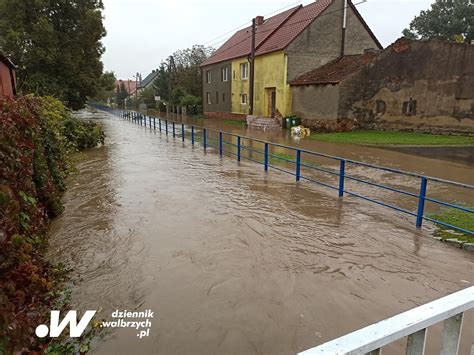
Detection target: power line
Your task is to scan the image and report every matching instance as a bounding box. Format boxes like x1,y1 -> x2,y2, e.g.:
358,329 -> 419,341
202,0 -> 302,47
204,0 -> 369,61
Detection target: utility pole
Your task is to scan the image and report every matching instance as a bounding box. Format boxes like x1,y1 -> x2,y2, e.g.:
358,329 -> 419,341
249,17 -> 256,115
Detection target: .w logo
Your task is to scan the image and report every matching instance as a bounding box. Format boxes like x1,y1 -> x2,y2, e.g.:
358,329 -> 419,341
35,310 -> 96,338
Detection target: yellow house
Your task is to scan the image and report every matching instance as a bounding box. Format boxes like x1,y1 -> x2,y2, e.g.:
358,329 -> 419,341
201,0 -> 382,121
231,51 -> 292,118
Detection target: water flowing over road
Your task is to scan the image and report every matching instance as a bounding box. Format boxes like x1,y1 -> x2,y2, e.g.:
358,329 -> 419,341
48,110 -> 473,355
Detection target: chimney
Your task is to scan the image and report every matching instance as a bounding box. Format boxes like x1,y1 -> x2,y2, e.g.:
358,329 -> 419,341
255,16 -> 264,26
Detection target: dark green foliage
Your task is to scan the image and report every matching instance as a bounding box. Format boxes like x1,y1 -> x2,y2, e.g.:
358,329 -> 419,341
116,82 -> 128,107
0,0 -> 106,110
0,96 -> 104,353
403,0 -> 473,43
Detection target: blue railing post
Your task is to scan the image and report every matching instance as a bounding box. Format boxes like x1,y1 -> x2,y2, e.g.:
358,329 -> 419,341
181,124 -> 185,142
191,126 -> 195,145
159,118 -> 162,132
264,143 -> 269,171
165,120 -> 168,135
416,177 -> 428,228
296,150 -> 301,181
144,116 -> 147,127
172,122 -> 176,138
203,128 -> 207,150
338,160 -> 346,197
219,132 -> 223,156
153,117 -> 156,130
237,136 -> 241,162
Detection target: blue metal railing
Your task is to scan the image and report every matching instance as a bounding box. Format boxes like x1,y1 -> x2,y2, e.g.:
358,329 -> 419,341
94,106 -> 474,236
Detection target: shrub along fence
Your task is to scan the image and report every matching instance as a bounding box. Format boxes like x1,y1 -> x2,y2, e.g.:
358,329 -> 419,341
0,96 -> 104,353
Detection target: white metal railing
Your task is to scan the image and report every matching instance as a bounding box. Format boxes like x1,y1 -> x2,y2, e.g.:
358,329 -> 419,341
299,286 -> 474,355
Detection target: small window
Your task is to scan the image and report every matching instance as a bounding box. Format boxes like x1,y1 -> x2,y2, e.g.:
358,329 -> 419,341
241,94 -> 247,105
206,92 -> 211,105
206,70 -> 211,84
222,93 -> 225,102
233,70 -> 236,80
240,63 -> 248,80
221,67 -> 228,82
215,91 -> 219,104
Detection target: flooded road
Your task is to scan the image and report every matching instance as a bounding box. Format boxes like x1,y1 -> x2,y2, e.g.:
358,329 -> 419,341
49,110 -> 473,355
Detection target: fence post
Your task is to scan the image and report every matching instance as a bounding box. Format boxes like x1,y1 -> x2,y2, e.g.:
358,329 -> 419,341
296,150 -> 301,181
264,143 -> 269,171
172,122 -> 176,138
181,124 -> 185,142
203,128 -> 207,150
149,117 -> 152,129
338,160 -> 346,198
219,132 -> 223,156
191,126 -> 195,145
153,117 -> 156,130
165,120 -> 168,135
416,177 -> 428,228
159,118 -> 162,132
237,136 -> 241,162
144,116 -> 147,127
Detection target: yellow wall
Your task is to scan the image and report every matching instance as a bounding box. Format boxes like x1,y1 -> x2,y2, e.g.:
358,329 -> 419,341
231,51 -> 292,117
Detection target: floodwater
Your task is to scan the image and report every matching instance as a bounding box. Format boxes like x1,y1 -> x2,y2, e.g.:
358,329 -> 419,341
48,110 -> 473,355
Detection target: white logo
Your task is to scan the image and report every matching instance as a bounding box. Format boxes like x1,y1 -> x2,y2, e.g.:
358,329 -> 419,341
35,310 -> 96,338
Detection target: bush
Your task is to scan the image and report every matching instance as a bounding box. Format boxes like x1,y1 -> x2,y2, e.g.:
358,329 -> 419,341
0,95 -> 104,353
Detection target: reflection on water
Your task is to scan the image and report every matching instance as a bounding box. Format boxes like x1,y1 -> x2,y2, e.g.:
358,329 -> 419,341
48,110 -> 473,355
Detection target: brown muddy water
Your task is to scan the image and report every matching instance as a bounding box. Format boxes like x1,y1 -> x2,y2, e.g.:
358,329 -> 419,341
48,110 -> 473,355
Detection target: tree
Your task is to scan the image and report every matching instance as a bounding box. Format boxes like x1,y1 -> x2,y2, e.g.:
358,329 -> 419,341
152,62 -> 170,103
93,71 -> 117,103
0,0 -> 106,110
116,82 -> 128,107
402,0 -> 473,43
140,86 -> 156,108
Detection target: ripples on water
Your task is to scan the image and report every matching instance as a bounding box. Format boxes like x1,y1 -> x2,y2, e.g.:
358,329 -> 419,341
48,111 -> 473,355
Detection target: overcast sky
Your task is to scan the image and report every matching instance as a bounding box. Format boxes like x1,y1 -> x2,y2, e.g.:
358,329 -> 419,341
101,0 -> 433,79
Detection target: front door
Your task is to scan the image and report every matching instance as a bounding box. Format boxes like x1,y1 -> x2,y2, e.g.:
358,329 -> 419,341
267,88 -> 276,118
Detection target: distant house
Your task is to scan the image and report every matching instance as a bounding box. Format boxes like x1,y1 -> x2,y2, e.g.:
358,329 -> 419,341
137,70 -> 159,93
0,52 -> 16,98
201,0 -> 382,120
115,79 -> 137,96
290,38 -> 474,134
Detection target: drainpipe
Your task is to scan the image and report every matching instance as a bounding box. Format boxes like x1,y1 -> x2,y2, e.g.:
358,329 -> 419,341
249,17 -> 256,115
341,0 -> 347,57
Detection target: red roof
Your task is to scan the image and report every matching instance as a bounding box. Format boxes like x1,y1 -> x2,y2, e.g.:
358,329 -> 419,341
115,79 -> 137,95
290,53 -> 377,86
202,0 -> 382,67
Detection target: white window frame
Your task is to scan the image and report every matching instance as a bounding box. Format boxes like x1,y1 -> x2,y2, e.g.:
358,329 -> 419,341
222,67 -> 228,82
240,63 -> 248,80
240,93 -> 247,105
206,92 -> 211,105
206,70 -> 211,84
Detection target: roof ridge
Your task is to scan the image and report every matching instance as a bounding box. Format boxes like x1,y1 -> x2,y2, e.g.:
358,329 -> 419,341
255,5 -> 302,52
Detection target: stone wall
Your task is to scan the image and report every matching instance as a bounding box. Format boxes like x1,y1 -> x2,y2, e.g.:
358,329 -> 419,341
339,39 -> 474,134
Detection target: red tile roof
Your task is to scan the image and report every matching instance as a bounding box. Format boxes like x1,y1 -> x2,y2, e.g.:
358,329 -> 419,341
290,53 -> 377,86
202,0 -> 334,66
115,79 -> 137,95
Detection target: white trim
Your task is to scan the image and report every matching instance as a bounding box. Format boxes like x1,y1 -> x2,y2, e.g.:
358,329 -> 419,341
299,287 -> 474,355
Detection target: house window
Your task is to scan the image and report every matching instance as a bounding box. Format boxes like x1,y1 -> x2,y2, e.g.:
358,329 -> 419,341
216,91 -> 219,104
206,92 -> 211,105
206,70 -> 211,84
240,63 -> 248,80
221,67 -> 228,82
240,94 -> 247,105
233,70 -> 236,80
222,93 -> 225,102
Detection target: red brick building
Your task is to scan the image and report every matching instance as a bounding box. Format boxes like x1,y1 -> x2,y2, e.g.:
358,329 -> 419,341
0,52 -> 16,98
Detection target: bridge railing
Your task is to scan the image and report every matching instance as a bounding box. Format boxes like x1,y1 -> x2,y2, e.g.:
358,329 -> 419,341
298,286 -> 474,355
94,106 -> 474,237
